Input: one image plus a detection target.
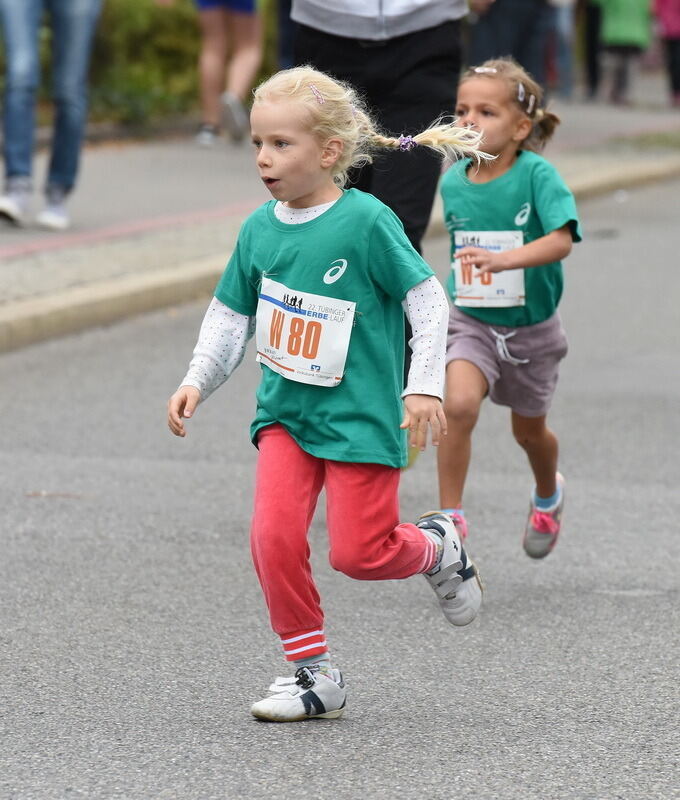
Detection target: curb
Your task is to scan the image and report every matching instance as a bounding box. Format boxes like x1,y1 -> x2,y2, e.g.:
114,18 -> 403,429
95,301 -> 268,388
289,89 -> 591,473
0,257 -> 223,354
2,154 -> 680,355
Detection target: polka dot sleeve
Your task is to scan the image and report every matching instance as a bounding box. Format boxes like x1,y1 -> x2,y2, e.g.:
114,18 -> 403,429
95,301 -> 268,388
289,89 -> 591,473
402,276 -> 448,400
179,297 -> 254,401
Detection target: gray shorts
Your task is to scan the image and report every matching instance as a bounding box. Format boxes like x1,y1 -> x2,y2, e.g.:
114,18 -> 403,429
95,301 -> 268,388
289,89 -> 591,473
445,307 -> 569,418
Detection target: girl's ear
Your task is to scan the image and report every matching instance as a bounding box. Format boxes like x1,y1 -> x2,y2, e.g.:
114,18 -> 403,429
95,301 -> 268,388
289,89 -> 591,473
513,115 -> 533,144
321,138 -> 344,168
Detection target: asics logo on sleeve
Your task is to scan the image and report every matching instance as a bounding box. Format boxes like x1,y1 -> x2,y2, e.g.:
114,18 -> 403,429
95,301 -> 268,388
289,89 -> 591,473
323,258 -> 348,285
514,203 -> 531,226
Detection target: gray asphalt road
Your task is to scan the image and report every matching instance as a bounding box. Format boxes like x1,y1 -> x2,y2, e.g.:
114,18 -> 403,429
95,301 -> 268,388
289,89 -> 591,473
1,181 -> 678,800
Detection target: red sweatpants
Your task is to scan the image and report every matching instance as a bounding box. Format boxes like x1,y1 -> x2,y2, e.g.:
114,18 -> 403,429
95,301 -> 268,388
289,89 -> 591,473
250,424 -> 437,662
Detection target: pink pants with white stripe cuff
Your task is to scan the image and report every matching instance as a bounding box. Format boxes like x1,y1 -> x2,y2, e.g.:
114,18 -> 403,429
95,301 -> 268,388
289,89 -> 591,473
250,424 -> 437,661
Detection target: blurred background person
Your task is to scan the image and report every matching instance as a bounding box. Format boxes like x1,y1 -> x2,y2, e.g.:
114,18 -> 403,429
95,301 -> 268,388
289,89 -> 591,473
291,0 -> 468,254
654,0 -> 680,107
467,0 -> 554,87
581,0 -> 604,99
0,0 -> 103,231
548,0 -> 577,98
159,0 -> 262,146
600,0 -> 652,105
277,0 -> 294,69
290,0 -> 469,397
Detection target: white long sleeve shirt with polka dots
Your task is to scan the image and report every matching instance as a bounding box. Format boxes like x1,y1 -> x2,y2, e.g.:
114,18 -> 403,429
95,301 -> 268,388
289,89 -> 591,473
180,275 -> 447,401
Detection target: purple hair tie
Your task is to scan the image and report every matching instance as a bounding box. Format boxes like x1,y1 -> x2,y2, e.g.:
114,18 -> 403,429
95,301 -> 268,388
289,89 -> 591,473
398,134 -> 417,152
309,84 -> 325,104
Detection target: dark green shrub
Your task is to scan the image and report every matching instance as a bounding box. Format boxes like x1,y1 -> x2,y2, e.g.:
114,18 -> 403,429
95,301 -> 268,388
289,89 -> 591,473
89,0 -> 201,124
88,0 -> 279,125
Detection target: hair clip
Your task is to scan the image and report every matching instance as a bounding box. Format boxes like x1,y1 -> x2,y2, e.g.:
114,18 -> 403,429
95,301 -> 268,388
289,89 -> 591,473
527,94 -> 536,114
309,84 -> 325,104
349,102 -> 358,118
397,134 -> 417,152
473,66 -> 497,74
517,82 -> 526,102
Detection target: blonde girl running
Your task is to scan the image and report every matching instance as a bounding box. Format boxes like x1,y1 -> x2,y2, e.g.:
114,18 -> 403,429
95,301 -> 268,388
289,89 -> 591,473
168,67 -> 488,722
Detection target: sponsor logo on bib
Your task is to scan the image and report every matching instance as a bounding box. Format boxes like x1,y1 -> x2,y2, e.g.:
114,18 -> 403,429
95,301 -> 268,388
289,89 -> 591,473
514,203 -> 531,226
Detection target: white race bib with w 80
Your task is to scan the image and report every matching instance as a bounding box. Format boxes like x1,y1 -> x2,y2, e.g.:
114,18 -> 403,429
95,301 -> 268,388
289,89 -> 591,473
255,277 -> 356,387
453,230 -> 526,307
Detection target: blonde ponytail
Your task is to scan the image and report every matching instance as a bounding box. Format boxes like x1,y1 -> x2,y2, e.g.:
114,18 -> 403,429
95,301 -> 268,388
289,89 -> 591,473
253,66 -> 491,186
369,119 -> 489,165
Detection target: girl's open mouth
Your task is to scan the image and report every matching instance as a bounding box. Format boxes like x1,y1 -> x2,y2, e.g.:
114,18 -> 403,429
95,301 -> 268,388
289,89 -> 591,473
263,178 -> 280,187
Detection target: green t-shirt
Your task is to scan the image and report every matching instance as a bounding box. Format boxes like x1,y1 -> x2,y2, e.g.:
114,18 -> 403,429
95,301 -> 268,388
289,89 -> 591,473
215,188 -> 433,468
601,0 -> 651,49
440,150 -> 581,327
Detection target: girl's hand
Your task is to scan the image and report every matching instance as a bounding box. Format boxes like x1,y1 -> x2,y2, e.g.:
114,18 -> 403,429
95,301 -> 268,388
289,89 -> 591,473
456,245 -> 508,275
456,227 -> 573,276
400,394 -> 448,452
167,386 -> 201,437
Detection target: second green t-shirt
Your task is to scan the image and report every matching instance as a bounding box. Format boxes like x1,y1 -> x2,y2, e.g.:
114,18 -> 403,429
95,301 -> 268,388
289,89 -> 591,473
441,150 -> 582,327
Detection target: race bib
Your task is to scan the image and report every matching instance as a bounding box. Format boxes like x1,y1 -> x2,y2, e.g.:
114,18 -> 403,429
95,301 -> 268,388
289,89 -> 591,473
255,277 -> 356,387
452,230 -> 526,307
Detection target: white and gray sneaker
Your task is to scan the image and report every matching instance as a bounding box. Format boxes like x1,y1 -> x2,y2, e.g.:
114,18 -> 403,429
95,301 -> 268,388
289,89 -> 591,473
250,666 -> 346,722
195,123 -> 219,147
0,178 -> 31,226
417,511 -> 483,626
36,186 -> 70,231
221,91 -> 249,142
36,203 -> 70,231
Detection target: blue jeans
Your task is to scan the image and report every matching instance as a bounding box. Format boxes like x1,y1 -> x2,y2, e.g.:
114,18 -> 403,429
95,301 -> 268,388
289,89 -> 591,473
0,0 -> 102,194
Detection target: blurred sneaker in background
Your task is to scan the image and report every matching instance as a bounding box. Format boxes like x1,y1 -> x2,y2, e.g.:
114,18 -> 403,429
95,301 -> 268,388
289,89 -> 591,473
36,185 -> 70,231
221,91 -> 249,142
195,123 -> 219,147
0,177 -> 31,226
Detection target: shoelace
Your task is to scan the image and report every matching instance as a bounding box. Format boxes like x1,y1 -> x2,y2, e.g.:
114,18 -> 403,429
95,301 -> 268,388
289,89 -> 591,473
531,510 -> 560,534
490,328 -> 530,366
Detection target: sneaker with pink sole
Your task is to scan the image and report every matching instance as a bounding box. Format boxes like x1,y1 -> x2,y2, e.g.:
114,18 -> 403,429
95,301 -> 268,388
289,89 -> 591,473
523,473 -> 565,559
449,511 -> 468,541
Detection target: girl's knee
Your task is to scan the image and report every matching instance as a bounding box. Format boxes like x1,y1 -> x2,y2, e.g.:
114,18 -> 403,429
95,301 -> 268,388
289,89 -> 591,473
444,395 -> 480,430
251,524 -> 302,565
329,546 -> 370,580
514,429 -> 536,448
512,417 -> 550,448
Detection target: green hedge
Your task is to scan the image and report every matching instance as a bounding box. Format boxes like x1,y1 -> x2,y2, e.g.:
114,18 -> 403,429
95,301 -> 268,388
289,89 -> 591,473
90,0 -> 201,124
89,0 -> 278,125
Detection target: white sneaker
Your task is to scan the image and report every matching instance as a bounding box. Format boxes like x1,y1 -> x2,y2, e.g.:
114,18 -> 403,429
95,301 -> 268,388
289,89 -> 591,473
417,511 -> 483,626
221,91 -> 249,142
36,202 -> 70,231
250,666 -> 347,722
0,187 -> 30,226
195,124 -> 218,147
